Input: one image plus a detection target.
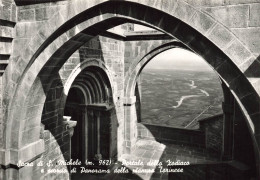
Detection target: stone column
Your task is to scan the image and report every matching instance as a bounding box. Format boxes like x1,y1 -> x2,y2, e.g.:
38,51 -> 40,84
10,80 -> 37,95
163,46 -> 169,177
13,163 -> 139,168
63,116 -> 77,164
79,105 -> 88,161
123,96 -> 138,154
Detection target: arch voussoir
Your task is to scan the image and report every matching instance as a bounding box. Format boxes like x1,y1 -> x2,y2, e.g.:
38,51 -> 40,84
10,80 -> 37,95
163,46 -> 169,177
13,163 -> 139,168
229,75 -> 256,99
225,39 -> 253,66
215,61 -> 241,84
188,10 -> 216,35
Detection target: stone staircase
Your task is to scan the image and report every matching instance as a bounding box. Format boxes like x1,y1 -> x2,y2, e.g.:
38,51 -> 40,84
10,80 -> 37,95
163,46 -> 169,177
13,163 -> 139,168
0,0 -> 16,76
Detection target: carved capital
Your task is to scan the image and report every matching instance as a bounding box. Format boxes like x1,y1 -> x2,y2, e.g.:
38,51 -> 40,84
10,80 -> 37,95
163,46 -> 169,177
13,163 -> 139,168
63,116 -> 77,137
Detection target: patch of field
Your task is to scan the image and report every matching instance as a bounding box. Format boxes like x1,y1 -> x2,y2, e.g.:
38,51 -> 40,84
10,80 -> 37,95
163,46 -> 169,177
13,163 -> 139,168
140,69 -> 223,129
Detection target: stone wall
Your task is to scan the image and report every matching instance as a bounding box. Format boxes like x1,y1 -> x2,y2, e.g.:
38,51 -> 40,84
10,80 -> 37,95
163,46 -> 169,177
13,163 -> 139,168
184,0 -> 260,54
1,34 -> 125,179
124,39 -> 172,76
199,114 -> 223,154
137,123 -> 206,148
184,0 -> 260,94
31,125 -> 71,180
0,0 -> 16,152
137,114 -> 224,155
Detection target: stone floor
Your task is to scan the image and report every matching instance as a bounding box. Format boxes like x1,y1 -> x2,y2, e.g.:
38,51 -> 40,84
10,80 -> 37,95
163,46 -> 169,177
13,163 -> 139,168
71,138 -> 220,180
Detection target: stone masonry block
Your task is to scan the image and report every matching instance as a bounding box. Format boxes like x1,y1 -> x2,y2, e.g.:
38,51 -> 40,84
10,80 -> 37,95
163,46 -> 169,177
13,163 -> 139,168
249,3 -> 260,27
232,28 -> 260,54
22,46 -> 35,64
241,93 -> 260,115
207,24 -> 234,49
145,0 -> 162,10
49,11 -> 66,29
230,75 -> 255,98
225,39 -> 252,66
11,3 -> 16,22
16,21 -> 43,38
224,0 -> 260,5
170,21 -> 198,45
203,5 -> 249,28
28,33 -> 45,53
25,116 -> 41,131
173,0 -> 195,23
12,41 -> 28,59
22,126 -> 41,146
160,0 -> 178,14
238,56 -> 256,73
0,41 -> 11,54
216,61 -> 241,83
35,6 -> 57,21
16,58 -> 27,74
1,1 -> 11,21
0,26 -> 13,38
184,0 -> 224,6
18,9 -> 35,22
244,59 -> 260,78
189,11 -> 216,34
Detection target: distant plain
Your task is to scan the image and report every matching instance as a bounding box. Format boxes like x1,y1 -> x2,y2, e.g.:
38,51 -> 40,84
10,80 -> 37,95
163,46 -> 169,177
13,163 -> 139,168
140,69 -> 223,129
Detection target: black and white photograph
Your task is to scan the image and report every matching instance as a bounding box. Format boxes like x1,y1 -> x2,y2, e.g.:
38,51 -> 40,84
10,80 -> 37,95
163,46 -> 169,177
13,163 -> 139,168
0,0 -> 260,179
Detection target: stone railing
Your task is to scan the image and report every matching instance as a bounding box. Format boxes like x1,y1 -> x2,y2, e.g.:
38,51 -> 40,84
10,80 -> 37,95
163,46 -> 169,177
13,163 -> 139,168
137,114 -> 224,151
199,114 -> 224,154
137,123 -> 205,148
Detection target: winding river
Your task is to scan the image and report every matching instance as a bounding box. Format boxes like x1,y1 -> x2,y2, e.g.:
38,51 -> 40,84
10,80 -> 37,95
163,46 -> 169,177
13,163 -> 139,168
172,80 -> 209,109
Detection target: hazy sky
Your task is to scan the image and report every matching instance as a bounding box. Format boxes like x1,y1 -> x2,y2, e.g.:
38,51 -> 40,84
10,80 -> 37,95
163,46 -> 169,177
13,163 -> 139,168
134,24 -> 155,31
144,48 -> 212,71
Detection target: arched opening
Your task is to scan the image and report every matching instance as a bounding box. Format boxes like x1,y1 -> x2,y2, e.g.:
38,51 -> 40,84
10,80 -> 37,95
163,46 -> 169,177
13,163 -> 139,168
131,45 -> 257,178
54,64 -> 119,179
64,87 -> 85,162
64,66 -> 116,163
137,48 -> 223,129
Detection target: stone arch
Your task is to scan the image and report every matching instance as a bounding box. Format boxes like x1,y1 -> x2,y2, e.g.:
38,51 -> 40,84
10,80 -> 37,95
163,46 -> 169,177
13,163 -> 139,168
59,58 -> 114,118
72,84 -> 92,104
3,1 -> 259,170
61,62 -> 114,164
125,40 -> 259,176
125,41 -> 191,96
70,85 -> 88,104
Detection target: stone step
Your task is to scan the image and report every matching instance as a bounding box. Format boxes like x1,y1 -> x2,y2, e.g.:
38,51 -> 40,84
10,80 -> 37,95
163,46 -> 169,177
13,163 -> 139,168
0,19 -> 15,76
0,25 -> 14,38
0,41 -> 12,54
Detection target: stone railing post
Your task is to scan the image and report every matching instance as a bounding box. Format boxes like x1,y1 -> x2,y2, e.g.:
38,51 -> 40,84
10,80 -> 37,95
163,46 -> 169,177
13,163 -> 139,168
123,96 -> 138,154
63,116 -> 77,161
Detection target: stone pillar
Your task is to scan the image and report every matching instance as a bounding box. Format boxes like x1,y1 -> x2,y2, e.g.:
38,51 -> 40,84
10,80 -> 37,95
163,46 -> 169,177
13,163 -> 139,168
63,116 -> 77,173
64,117 -> 77,153
86,104 -> 116,162
79,105 -> 89,161
0,137 -> 45,180
123,96 -> 138,154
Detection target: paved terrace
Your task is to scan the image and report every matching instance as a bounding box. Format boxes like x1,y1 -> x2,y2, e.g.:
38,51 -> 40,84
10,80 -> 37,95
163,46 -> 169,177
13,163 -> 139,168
72,138 -> 220,180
